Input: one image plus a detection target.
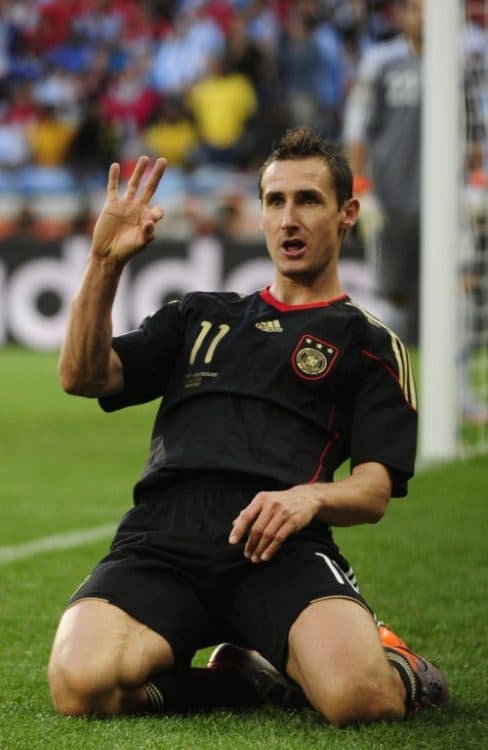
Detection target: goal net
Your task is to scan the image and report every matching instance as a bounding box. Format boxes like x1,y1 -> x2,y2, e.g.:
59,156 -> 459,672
458,0 -> 488,456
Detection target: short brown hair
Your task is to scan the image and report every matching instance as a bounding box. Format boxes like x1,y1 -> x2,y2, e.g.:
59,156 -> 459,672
258,126 -> 353,207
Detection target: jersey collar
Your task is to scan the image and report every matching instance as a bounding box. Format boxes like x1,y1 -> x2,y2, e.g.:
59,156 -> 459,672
260,287 -> 348,312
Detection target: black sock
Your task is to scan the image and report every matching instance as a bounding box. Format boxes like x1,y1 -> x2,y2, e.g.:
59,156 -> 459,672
385,648 -> 418,709
144,667 -> 262,713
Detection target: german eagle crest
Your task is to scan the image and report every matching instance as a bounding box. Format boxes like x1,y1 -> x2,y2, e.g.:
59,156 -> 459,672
292,335 -> 339,381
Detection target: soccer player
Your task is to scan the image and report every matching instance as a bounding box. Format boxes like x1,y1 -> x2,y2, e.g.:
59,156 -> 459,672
48,127 -> 448,725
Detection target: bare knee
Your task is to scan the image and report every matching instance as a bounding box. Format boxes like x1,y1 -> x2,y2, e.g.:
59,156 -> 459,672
308,674 -> 406,727
48,599 -> 173,716
48,649 -> 119,716
48,656 -> 99,716
287,598 -> 407,727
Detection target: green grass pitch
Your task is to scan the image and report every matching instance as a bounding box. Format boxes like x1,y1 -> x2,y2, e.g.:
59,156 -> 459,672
1,347 -> 487,749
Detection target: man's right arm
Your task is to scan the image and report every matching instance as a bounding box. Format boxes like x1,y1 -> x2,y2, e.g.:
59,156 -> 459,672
58,155 -> 167,398
58,254 -> 125,397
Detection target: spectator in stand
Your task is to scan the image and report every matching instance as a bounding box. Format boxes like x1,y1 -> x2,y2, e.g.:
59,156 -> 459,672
2,0 -> 43,83
277,2 -> 348,140
278,9 -> 324,130
187,50 -> 258,167
150,6 -> 225,96
244,0 -> 281,54
314,12 -> 349,140
3,80 -> 40,125
74,44 -> 113,105
203,0 -> 236,37
101,55 -> 159,130
225,12 -> 267,91
226,10 -> 284,161
0,0 -> 13,80
142,96 -> 198,169
26,103 -> 76,167
32,63 -> 81,122
0,108 -> 30,169
101,54 -> 160,161
24,0 -> 77,57
72,0 -> 125,46
139,2 -> 174,41
69,97 -> 117,183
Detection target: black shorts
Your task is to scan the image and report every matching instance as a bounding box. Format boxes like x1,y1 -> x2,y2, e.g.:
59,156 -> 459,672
69,478 -> 372,672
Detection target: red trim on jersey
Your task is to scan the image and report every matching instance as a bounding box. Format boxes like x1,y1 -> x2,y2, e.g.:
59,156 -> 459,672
362,349 -> 401,387
260,287 -> 348,311
309,408 -> 339,482
361,349 -> 416,410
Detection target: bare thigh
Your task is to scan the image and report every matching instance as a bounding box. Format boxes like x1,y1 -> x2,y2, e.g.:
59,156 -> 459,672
286,598 -> 405,725
48,598 -> 174,714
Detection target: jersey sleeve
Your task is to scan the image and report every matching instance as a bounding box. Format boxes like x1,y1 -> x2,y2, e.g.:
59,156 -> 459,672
350,323 -> 418,497
99,300 -> 183,412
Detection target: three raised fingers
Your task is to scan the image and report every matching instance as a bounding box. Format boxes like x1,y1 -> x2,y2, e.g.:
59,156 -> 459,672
123,156 -> 167,203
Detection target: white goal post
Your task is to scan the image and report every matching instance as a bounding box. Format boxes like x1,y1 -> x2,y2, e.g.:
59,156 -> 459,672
420,0 -> 462,461
421,0 -> 488,461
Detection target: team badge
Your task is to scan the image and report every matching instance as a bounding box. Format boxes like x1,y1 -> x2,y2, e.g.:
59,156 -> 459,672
292,335 -> 339,380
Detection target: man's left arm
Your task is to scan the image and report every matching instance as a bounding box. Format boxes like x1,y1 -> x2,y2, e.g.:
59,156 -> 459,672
229,461 -> 392,564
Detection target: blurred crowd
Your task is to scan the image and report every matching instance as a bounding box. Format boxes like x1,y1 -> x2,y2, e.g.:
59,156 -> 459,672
0,0 -> 486,240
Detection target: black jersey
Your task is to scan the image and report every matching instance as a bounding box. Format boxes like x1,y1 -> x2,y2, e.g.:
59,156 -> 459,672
100,288 -> 417,500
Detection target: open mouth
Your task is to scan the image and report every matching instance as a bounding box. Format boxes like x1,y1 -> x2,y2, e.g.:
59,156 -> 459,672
282,239 -> 306,256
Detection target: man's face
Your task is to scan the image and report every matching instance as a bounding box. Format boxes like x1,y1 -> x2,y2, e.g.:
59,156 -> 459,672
260,157 -> 355,283
402,0 -> 423,47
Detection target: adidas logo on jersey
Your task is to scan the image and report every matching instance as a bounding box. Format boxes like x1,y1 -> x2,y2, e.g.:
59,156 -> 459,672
255,320 -> 283,333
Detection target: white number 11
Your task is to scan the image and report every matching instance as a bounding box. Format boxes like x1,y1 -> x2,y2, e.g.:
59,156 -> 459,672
189,321 -> 230,365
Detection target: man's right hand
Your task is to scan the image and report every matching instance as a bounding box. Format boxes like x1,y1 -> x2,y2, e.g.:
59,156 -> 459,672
91,156 -> 167,265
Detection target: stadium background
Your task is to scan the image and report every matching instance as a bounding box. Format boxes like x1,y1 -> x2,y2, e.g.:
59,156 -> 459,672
1,0 -> 487,455
0,0 -> 405,346
1,2 -> 487,748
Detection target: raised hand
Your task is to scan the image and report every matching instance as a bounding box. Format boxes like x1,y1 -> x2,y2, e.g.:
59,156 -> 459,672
91,156 -> 167,264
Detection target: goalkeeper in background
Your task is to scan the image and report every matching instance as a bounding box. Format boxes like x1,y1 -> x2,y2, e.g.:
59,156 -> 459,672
343,0 -> 487,421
